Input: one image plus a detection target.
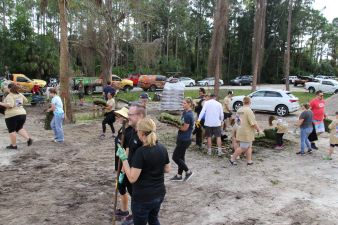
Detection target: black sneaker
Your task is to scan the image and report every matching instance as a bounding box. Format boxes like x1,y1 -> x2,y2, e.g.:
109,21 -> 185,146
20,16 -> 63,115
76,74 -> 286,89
184,171 -> 194,181
27,138 -> 33,146
115,209 -> 129,221
170,175 -> 183,182
229,159 -> 237,165
311,143 -> 318,150
122,215 -> 133,225
6,145 -> 17,149
296,151 -> 305,156
307,149 -> 313,154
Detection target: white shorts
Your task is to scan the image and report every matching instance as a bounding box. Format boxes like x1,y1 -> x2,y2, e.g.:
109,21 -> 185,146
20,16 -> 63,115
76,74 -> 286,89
239,141 -> 252,149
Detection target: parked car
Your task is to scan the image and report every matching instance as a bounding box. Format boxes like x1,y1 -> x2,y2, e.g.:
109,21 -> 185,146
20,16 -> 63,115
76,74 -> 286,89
305,79 -> 338,94
293,76 -> 317,87
281,75 -> 298,84
127,73 -> 142,86
230,89 -> 300,117
315,75 -> 336,80
73,74 -> 133,95
197,77 -> 224,86
230,75 -> 252,86
7,74 -> 46,92
178,77 -> 195,87
138,75 -> 167,91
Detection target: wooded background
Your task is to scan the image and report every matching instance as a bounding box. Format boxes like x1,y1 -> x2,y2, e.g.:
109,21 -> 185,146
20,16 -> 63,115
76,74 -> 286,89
1,0 -> 337,84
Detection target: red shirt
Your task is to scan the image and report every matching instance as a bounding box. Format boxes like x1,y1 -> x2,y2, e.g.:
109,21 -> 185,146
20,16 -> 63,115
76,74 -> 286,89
32,85 -> 40,93
310,98 -> 325,121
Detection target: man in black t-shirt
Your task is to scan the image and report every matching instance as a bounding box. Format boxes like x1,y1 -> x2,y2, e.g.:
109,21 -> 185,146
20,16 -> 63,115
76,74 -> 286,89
115,103 -> 145,224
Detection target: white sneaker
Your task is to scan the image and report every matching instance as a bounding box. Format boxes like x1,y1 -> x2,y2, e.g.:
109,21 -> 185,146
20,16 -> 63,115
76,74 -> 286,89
207,150 -> 212,155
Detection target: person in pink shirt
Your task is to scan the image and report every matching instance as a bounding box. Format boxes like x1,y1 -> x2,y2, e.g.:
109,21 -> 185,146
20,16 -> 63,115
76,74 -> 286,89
309,90 -> 326,149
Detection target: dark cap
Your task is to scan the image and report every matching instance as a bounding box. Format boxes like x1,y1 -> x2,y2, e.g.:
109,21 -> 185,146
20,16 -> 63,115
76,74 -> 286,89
140,93 -> 150,99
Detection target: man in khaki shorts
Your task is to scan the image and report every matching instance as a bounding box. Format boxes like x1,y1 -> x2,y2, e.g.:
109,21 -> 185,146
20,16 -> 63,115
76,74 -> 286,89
223,90 -> 233,132
229,96 -> 261,165
197,94 -> 224,156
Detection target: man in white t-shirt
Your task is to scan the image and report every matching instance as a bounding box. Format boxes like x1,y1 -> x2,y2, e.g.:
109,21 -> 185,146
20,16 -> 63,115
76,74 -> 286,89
197,94 -> 224,156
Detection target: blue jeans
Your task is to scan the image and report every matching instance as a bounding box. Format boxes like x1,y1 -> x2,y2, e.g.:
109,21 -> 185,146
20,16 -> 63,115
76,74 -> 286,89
51,113 -> 64,141
131,197 -> 164,225
300,127 -> 313,153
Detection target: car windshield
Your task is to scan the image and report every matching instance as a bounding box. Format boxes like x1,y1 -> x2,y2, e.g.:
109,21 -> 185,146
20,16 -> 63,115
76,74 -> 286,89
330,80 -> 338,85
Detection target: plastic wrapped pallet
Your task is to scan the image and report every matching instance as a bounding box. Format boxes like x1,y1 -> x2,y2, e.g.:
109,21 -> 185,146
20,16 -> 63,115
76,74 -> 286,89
161,78 -> 185,111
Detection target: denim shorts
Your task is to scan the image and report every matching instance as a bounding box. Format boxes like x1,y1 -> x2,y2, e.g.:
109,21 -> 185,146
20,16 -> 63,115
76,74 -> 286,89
313,120 -> 325,133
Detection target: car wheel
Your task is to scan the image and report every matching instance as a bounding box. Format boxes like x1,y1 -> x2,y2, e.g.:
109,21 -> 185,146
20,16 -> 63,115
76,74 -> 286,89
204,82 -> 208,86
189,82 -> 194,87
308,87 -> 315,94
275,104 -> 289,117
233,101 -> 243,112
239,82 -> 242,86
293,83 -> 297,87
150,85 -> 157,92
335,89 -> 338,94
85,86 -> 93,95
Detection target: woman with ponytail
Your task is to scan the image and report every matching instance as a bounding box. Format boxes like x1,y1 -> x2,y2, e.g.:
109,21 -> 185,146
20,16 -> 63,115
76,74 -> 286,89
116,117 -> 171,225
170,98 -> 195,182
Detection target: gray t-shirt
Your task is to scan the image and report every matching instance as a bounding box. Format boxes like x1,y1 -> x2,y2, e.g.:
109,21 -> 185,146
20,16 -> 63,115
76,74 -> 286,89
299,110 -> 313,129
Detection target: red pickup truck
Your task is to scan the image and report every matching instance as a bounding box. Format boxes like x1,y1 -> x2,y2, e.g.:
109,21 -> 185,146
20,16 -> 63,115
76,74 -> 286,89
127,74 -> 142,86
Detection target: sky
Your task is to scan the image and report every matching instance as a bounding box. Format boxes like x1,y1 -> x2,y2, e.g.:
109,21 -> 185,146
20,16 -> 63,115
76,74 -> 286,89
313,0 -> 337,23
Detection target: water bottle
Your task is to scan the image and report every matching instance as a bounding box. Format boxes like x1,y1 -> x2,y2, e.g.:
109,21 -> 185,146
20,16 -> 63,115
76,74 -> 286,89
118,172 -> 125,184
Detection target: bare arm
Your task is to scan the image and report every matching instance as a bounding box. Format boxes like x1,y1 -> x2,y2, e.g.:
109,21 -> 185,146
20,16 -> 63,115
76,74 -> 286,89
164,163 -> 171,173
296,119 -> 304,127
122,160 -> 142,184
179,123 -> 190,131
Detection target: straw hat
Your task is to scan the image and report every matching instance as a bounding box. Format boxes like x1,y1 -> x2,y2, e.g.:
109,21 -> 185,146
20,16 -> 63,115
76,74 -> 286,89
114,107 -> 129,119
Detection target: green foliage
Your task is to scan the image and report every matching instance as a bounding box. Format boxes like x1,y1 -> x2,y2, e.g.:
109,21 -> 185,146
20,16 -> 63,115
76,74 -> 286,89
0,0 -> 337,82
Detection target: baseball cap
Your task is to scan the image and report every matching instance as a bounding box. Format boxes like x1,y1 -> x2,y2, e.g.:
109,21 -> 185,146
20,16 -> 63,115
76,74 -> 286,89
140,93 -> 150,99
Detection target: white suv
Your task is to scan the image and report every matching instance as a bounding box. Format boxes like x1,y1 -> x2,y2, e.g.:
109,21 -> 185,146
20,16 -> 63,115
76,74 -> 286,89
230,89 -> 300,116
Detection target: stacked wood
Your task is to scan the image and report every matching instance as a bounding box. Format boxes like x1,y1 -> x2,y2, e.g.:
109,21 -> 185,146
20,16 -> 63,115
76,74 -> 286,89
158,112 -> 183,127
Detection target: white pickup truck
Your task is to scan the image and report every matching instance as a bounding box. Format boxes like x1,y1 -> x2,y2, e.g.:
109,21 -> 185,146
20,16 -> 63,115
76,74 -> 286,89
305,79 -> 338,94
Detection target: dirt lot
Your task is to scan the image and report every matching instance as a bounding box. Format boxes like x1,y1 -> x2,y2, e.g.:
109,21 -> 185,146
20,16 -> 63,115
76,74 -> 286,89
1,98 -> 338,225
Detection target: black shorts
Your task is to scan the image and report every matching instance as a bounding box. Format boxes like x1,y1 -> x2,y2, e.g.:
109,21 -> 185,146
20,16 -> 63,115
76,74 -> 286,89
5,114 -> 26,133
330,144 -> 338,147
205,126 -> 222,138
223,112 -> 232,120
118,175 -> 132,196
78,92 -> 84,99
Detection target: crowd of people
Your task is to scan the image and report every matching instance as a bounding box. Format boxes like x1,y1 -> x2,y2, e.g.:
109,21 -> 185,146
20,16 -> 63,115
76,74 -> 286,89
1,80 -> 338,225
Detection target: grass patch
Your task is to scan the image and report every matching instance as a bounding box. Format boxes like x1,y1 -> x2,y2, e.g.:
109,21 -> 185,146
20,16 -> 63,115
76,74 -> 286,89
75,112 -> 101,123
76,89 -> 333,105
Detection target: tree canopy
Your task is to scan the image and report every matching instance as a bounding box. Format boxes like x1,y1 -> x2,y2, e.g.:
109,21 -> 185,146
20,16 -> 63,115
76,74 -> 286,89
1,0 -> 337,83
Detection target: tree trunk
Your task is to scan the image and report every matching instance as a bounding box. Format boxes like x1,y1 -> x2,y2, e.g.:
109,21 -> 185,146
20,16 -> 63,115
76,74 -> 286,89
58,0 -> 73,122
208,0 -> 230,97
284,0 -> 293,91
251,0 -> 266,91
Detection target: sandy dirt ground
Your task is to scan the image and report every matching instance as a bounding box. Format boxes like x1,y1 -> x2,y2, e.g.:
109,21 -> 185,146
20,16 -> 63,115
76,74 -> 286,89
1,97 -> 338,225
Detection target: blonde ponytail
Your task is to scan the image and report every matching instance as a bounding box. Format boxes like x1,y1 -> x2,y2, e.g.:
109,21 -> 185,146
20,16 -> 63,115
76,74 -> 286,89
137,117 -> 157,147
